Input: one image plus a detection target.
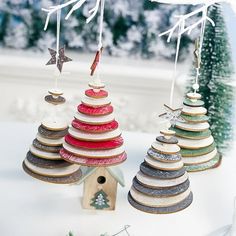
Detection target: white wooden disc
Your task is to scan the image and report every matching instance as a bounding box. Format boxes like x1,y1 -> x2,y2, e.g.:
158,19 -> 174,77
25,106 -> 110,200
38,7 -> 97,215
69,127 -> 121,141
130,186 -> 191,207
48,89 -> 63,96
81,95 -> 111,108
186,92 -> 201,100
36,133 -> 64,147
29,145 -> 61,160
74,112 -> 114,125
160,129 -> 175,136
183,148 -> 217,165
182,105 -> 207,115
144,155 -> 184,171
136,171 -> 188,188
89,81 -> 105,89
177,136 -> 214,149
24,159 -> 79,177
41,118 -> 68,131
151,141 -> 180,154
63,142 -> 125,158
175,121 -> 210,131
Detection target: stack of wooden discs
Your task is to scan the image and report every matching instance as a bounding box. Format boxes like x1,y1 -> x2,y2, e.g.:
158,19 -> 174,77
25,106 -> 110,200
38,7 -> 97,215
128,129 -> 193,214
171,92 -> 221,172
60,82 -> 127,167
22,90 -> 82,184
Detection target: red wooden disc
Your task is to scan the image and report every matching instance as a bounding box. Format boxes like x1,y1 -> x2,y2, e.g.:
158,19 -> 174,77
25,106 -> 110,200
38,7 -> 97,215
60,149 -> 127,167
65,135 -> 123,150
72,120 -> 119,133
77,104 -> 113,116
85,89 -> 108,98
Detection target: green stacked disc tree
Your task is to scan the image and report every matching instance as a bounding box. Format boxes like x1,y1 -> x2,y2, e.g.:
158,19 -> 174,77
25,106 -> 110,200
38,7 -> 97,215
172,92 -> 221,172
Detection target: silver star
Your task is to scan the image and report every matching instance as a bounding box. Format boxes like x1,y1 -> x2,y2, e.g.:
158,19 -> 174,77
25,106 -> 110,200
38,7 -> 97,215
46,46 -> 72,73
159,104 -> 185,126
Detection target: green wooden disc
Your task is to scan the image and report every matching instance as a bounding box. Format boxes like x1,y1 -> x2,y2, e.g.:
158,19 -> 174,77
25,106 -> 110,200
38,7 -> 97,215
171,127 -> 211,140
185,153 -> 221,172
183,98 -> 204,107
180,142 -> 216,157
181,114 -> 209,123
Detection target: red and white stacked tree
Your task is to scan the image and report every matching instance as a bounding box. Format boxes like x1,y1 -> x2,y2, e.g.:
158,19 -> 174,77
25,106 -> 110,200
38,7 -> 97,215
60,79 -> 127,167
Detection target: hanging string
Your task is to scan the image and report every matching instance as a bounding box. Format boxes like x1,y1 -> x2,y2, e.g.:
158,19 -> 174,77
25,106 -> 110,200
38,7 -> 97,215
193,6 -> 208,93
55,0 -> 61,89
95,0 -> 105,83
112,225 -> 131,236
169,18 -> 185,107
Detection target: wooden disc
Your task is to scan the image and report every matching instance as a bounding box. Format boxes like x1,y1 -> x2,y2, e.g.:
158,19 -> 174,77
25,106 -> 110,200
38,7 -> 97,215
140,162 -> 186,179
72,119 -> 118,133
41,119 -> 68,131
24,158 -> 79,177
63,142 -> 125,159
147,148 -> 181,163
183,98 -> 204,107
185,153 -> 222,172
181,114 -> 209,124
156,136 -> 178,144
88,81 -> 105,89
182,106 -> 207,116
151,141 -> 180,154
81,96 -> 111,108
78,104 -> 113,116
30,145 -> 61,160
68,127 -> 121,141
160,129 -> 175,136
186,92 -> 201,100
22,161 -> 82,184
85,89 -> 108,98
171,127 -> 211,140
33,139 -> 62,153
177,136 -> 214,150
48,89 -> 63,96
136,171 -> 188,188
45,95 -> 65,105
128,191 -> 193,214
65,135 -> 123,150
129,186 -> 191,207
183,149 -> 218,165
74,112 -> 114,125
145,155 -> 184,171
26,151 -> 71,169
38,125 -> 68,139
60,148 -> 127,167
181,142 -> 216,157
175,122 -> 210,132
133,177 -> 190,197
36,133 -> 64,147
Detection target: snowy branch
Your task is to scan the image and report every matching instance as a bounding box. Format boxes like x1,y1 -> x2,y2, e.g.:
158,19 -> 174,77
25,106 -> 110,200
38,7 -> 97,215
155,0 -> 231,41
42,0 -> 101,30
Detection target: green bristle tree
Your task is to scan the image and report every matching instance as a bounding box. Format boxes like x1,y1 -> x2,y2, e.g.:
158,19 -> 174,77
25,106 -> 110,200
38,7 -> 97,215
189,4 -> 235,152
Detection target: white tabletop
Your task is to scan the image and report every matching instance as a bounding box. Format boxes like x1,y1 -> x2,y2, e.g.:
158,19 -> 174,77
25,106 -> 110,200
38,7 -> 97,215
0,122 -> 236,236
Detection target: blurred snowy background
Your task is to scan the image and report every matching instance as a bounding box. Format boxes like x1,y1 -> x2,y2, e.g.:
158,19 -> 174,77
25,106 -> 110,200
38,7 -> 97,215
0,0 -> 235,133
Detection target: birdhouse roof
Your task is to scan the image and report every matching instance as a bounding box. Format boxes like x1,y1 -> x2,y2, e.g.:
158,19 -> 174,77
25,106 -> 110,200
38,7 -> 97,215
77,166 -> 125,187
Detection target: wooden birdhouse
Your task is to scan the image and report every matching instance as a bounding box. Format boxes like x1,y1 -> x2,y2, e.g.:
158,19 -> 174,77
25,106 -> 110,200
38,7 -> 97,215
78,166 -> 125,210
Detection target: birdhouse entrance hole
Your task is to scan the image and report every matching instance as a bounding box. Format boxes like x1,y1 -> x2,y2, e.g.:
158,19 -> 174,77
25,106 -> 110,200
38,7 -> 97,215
97,176 -> 106,184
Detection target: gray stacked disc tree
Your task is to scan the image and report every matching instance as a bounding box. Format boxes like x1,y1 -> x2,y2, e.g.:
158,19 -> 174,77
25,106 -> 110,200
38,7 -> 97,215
22,89 -> 82,184
128,129 -> 193,214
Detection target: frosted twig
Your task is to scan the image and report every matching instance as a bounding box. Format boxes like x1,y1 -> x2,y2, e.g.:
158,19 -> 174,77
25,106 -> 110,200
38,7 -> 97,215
42,0 -> 103,30
157,0 -> 226,41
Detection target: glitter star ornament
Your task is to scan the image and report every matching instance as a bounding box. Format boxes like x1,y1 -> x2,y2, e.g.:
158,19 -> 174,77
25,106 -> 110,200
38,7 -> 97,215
46,46 -> 72,73
159,104 -> 185,126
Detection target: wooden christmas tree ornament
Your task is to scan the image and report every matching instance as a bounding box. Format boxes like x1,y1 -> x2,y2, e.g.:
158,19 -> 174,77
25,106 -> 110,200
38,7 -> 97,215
22,90 -> 82,184
172,92 -> 222,172
60,81 -> 127,210
128,128 -> 193,214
